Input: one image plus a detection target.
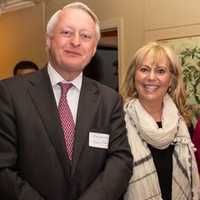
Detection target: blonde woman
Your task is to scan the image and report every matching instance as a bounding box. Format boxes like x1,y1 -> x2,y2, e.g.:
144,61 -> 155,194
122,42 -> 200,200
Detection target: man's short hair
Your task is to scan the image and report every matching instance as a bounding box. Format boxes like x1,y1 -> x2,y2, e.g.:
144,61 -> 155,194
46,2 -> 101,41
13,61 -> 39,75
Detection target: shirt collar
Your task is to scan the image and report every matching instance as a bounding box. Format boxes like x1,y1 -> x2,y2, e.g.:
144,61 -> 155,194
47,63 -> 82,91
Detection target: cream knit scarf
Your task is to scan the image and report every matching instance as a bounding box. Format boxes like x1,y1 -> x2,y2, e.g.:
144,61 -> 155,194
124,94 -> 200,200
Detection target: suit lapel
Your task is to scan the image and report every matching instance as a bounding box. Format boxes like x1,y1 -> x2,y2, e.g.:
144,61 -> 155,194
72,77 -> 100,175
27,68 -> 71,181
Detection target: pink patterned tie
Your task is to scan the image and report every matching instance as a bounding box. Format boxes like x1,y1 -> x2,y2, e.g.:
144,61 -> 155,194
58,82 -> 75,160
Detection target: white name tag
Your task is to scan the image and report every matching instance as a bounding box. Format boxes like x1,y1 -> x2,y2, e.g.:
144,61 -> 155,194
89,132 -> 109,149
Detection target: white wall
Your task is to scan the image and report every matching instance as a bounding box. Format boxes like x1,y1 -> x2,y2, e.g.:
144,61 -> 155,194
0,2 -> 46,79
144,0 -> 200,41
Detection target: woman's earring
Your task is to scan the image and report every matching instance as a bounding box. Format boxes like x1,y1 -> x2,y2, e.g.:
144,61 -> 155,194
168,86 -> 172,93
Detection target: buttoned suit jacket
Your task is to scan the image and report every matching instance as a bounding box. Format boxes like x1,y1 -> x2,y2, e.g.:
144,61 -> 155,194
0,68 -> 133,200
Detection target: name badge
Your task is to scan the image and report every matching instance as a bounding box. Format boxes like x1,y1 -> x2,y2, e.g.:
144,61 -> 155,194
89,132 -> 109,149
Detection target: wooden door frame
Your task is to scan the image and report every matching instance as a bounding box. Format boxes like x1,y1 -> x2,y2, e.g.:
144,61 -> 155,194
100,18 -> 124,89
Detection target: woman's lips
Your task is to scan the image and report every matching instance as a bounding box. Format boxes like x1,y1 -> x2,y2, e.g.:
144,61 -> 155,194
143,84 -> 159,92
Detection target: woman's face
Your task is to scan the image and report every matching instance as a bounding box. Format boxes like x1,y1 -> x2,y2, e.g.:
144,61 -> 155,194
135,52 -> 172,106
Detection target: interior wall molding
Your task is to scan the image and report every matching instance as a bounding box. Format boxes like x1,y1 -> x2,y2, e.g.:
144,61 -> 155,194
0,0 -> 38,14
144,23 -> 200,42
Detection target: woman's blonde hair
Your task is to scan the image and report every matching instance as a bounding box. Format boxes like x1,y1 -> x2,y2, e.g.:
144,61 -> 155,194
121,41 -> 192,125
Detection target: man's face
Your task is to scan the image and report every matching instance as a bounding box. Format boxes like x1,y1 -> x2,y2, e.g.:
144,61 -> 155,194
47,8 -> 98,79
16,68 -> 37,75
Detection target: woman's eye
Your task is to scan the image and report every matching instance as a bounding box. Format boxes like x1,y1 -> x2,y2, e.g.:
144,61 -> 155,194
157,69 -> 166,74
140,67 -> 149,73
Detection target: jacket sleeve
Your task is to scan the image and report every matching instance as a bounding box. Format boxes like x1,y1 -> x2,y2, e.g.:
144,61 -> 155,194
78,93 -> 133,200
0,81 -> 45,200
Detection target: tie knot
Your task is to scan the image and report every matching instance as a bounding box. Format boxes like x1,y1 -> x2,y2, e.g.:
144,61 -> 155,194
59,82 -> 73,96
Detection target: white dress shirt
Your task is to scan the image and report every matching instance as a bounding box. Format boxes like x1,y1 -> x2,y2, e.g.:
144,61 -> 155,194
47,63 -> 82,123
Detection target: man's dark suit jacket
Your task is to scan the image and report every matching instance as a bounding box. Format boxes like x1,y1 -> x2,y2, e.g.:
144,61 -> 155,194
0,68 -> 133,200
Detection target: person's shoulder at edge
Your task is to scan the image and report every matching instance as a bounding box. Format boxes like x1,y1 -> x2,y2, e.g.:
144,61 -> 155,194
0,68 -> 43,90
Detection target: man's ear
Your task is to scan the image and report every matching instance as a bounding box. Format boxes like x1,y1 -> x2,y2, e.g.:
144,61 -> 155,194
92,44 -> 97,57
46,35 -> 51,48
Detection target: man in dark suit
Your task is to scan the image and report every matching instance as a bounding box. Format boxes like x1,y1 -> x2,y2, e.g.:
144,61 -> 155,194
0,2 -> 133,200
13,60 -> 39,76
